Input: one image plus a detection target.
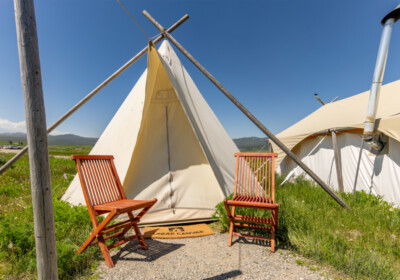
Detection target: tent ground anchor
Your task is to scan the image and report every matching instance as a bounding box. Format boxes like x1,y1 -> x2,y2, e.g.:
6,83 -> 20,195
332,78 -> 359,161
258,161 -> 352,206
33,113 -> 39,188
142,10 -> 350,210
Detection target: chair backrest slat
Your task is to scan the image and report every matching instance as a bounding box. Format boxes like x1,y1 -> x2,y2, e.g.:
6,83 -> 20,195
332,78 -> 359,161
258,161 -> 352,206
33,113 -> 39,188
99,159 -> 118,202
233,152 -> 277,202
72,155 -> 123,207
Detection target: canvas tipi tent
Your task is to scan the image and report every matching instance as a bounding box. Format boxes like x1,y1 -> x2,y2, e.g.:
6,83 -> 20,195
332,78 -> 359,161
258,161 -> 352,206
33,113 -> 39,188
273,80 -> 400,206
62,40 -> 239,224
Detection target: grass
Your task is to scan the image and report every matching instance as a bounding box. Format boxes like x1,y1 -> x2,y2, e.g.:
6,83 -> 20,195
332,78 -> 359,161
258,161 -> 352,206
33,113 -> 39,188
48,145 -> 92,156
1,143 -> 91,156
213,175 -> 400,279
2,145 -> 400,279
0,140 -> 26,147
0,152 -> 101,279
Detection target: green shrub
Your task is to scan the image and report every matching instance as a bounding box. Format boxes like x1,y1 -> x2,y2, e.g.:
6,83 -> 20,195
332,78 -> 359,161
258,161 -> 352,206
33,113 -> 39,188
0,200 -> 101,279
213,175 -> 400,279
0,153 -> 102,279
0,155 -> 6,166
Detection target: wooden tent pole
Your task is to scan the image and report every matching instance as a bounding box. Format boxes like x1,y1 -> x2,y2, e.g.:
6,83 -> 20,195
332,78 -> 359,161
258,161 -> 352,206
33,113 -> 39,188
0,14 -> 189,175
142,10 -> 350,209
331,129 -> 344,193
14,0 -> 58,278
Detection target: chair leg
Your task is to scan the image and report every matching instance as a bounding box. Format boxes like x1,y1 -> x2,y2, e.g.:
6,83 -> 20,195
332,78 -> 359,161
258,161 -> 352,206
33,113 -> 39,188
98,235 -> 114,268
271,208 -> 279,253
78,211 -> 117,254
228,220 -> 234,247
270,228 -> 275,253
224,200 -> 236,247
132,223 -> 147,250
78,239 -> 90,254
117,220 -> 133,240
128,212 -> 147,250
135,204 -> 155,220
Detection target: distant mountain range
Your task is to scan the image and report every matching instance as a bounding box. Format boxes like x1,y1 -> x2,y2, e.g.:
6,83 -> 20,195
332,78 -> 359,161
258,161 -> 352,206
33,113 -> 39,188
0,132 -> 269,151
0,132 -> 98,146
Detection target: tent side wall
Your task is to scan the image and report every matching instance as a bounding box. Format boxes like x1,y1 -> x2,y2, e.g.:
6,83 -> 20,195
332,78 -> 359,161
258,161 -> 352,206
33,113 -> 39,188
279,133 -> 400,206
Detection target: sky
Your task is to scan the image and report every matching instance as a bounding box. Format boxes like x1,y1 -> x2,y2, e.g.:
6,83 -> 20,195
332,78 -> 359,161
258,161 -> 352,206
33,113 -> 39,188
0,0 -> 400,139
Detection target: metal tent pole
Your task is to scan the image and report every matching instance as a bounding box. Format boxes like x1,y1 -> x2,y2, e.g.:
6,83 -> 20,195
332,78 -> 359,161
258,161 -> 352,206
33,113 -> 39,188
0,14 -> 189,175
142,10 -> 350,209
363,4 -> 400,151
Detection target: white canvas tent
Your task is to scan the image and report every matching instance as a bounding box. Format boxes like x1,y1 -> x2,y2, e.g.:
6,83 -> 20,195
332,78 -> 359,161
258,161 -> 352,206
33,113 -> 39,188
273,80 -> 400,206
62,40 -> 239,224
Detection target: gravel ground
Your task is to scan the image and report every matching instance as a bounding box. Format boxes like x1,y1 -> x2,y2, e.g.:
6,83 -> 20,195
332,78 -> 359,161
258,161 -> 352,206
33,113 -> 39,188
96,232 -> 338,280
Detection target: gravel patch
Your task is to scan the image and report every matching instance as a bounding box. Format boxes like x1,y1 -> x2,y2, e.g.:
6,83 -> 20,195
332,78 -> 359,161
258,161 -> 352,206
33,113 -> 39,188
96,232 -> 337,280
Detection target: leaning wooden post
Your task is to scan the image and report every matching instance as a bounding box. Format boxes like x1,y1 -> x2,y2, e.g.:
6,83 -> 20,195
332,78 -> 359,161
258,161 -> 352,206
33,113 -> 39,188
0,14 -> 189,175
142,10 -> 350,209
330,129 -> 344,193
14,0 -> 58,279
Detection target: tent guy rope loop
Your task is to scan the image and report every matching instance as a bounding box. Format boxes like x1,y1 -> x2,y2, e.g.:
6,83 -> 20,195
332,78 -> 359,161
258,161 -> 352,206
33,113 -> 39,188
116,0 -> 152,41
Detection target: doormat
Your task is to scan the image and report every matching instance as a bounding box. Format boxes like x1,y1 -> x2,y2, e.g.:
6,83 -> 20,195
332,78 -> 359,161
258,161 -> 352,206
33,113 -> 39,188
143,223 -> 214,239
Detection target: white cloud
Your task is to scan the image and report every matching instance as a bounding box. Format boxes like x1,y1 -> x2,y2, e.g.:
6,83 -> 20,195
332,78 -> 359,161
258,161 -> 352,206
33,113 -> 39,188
0,118 -> 67,135
0,118 -> 26,133
49,130 -> 67,136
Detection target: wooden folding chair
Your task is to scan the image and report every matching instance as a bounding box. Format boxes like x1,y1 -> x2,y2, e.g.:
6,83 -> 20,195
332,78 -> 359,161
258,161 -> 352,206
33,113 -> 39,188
224,152 -> 279,252
71,155 -> 157,267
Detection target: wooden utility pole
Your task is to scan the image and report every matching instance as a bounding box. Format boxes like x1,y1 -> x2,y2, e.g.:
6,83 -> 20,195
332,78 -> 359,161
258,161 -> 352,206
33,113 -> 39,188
14,0 -> 58,279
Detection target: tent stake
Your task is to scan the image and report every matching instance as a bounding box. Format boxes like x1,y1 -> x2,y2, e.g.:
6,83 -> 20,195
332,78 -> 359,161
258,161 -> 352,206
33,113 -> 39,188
142,10 -> 350,209
14,0 -> 58,278
330,129 -> 344,193
0,14 -> 189,175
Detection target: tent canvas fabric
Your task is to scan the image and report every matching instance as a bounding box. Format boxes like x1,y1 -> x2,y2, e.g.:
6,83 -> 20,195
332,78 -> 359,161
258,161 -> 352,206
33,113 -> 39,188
273,80 -> 400,206
62,40 -> 239,224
